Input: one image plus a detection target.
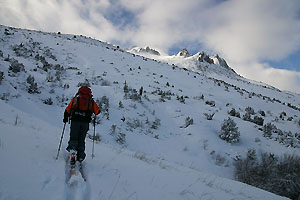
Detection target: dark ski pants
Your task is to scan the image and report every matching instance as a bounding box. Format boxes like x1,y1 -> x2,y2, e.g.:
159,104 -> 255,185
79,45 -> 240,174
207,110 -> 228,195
67,121 -> 89,161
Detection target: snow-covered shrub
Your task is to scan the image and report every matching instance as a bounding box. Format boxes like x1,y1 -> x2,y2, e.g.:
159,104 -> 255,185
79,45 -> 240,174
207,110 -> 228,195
46,72 -> 54,82
123,81 -> 129,94
55,95 -> 68,107
193,94 -> 204,100
9,59 -> 25,74
219,117 -> 240,143
53,64 -> 63,71
0,71 -> 4,84
55,70 -> 62,81
96,96 -> 109,120
205,100 -> 215,107
287,103 -> 300,111
109,124 -> 117,135
128,89 -> 141,101
235,150 -> 275,189
101,80 -> 111,86
4,28 -> 12,35
126,118 -> 144,131
235,151 -> 300,200
13,43 -> 33,58
181,116 -> 193,128
63,83 -> 69,89
139,86 -> 143,96
263,123 -> 299,148
245,106 -> 255,115
204,112 -> 215,120
253,116 -> 264,126
49,89 -> 55,94
280,111 -> 287,120
129,103 -> 137,109
150,118 -> 161,130
43,97 -> 53,105
210,151 -> 228,166
295,133 -> 300,144
77,79 -> 91,87
276,131 -> 299,148
258,110 -> 266,117
228,108 -> 240,118
119,101 -> 124,109
0,93 -> 10,101
14,115 -> 19,126
41,60 -> 52,72
26,75 -> 40,94
176,95 -> 185,104
88,133 -> 101,142
126,117 -> 161,134
263,123 -> 275,138
157,89 -> 173,102
116,132 -> 126,144
123,83 -> 141,102
242,113 -> 252,122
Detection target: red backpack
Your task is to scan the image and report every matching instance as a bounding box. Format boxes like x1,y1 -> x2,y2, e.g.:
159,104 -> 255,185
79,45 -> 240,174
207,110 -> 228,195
72,86 -> 93,111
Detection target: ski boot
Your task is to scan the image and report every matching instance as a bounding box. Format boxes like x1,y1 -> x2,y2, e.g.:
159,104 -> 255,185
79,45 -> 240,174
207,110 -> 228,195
69,150 -> 77,175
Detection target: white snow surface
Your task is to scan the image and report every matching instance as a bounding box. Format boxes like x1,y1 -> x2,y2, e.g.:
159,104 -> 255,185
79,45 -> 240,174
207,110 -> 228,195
1,25 -> 299,200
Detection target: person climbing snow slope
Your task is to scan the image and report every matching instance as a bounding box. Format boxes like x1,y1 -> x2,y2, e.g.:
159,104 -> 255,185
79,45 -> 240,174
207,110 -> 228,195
63,86 -> 100,165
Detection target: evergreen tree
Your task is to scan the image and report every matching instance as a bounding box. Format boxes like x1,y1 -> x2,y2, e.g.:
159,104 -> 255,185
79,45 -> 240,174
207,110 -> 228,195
219,117 -> 240,143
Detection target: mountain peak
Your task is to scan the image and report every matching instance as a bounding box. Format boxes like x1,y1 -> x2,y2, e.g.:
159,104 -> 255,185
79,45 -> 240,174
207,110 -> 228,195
211,54 -> 230,69
128,46 -> 160,56
176,48 -> 190,57
196,51 -> 214,64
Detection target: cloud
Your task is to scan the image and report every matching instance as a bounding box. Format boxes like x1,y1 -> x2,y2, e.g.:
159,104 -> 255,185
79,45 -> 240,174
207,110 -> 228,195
201,0 -> 300,63
231,61 -> 300,94
198,0 -> 300,93
0,0 -> 300,93
0,0 -> 120,41
115,1 -> 219,52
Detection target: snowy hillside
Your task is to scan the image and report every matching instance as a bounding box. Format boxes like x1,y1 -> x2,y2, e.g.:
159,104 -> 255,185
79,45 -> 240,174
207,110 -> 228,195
0,25 -> 299,200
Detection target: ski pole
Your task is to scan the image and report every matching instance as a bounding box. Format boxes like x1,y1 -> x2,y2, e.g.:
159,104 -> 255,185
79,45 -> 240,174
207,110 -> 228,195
56,123 -> 66,160
92,116 -> 96,159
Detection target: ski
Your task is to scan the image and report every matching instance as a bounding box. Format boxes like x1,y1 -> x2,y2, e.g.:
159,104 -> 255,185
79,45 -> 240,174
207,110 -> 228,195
79,162 -> 87,182
65,150 -> 87,184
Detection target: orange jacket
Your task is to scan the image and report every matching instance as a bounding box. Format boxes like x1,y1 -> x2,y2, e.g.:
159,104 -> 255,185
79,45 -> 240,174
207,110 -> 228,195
65,97 -> 100,115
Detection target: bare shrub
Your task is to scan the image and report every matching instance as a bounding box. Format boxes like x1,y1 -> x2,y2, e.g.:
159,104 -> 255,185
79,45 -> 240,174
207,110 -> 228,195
180,116 -> 193,128
0,71 -> 4,84
235,151 -> 300,200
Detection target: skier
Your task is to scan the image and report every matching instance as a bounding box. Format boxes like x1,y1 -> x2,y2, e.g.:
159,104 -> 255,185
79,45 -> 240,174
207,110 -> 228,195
63,86 -> 100,165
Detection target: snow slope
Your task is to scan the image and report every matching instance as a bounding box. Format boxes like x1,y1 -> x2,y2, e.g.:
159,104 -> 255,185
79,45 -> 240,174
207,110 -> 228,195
0,25 -> 299,199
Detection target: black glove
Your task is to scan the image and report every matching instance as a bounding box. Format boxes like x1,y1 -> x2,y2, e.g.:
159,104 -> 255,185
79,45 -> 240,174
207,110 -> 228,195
63,110 -> 69,123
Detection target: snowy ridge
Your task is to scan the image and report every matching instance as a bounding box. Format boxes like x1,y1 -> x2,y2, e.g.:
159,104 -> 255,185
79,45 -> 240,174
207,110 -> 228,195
127,46 -> 238,78
128,46 -> 161,56
0,25 -> 299,199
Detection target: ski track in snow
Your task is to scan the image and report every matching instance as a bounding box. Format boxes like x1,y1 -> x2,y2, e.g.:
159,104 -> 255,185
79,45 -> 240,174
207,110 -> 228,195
64,178 -> 91,200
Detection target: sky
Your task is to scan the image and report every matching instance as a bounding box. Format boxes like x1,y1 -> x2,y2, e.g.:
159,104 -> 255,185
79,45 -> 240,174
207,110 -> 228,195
1,0 -> 300,94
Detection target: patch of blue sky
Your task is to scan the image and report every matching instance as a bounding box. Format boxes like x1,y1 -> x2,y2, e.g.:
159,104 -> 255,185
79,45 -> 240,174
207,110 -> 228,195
103,1 -> 138,30
264,50 -> 300,72
168,40 -> 213,56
